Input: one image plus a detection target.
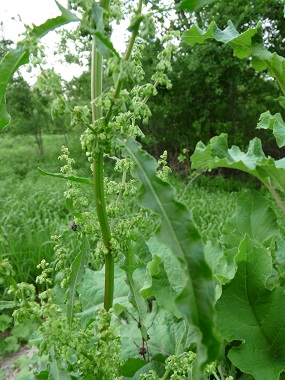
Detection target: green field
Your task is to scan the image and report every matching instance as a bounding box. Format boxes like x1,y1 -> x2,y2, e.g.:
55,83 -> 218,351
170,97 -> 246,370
0,133 -> 86,284
0,133 -> 266,286
2,132 -> 285,378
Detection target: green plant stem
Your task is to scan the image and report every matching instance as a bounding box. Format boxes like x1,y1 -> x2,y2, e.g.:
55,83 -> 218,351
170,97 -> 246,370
267,62 -> 285,97
91,37 -> 113,311
161,369 -> 171,380
104,0 -> 143,125
265,183 -> 285,215
110,170 -> 127,232
91,0 -> 144,311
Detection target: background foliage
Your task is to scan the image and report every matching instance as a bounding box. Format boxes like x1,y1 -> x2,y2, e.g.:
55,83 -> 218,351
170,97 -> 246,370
2,0 -> 285,379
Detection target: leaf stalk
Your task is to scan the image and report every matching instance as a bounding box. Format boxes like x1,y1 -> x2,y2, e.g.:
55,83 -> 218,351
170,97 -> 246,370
90,0 -> 144,311
91,36 -> 113,311
265,182 -> 285,215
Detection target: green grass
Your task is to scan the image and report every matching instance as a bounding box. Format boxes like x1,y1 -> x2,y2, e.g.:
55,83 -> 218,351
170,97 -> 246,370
175,172 -> 285,240
2,132 -> 283,289
0,132 -> 89,286
171,174 -> 241,241
0,181 -> 69,283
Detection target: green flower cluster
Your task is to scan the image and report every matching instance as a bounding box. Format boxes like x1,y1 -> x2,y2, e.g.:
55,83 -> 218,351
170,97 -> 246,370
37,308 -> 123,379
20,24 -> 46,70
0,257 -> 14,285
165,351 -> 196,379
36,259 -> 53,286
51,235 -> 71,288
9,282 -> 42,325
157,151 -> 172,181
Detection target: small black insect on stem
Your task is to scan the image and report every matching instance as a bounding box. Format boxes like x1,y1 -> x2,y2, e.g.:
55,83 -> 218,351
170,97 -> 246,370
124,299 -> 159,362
133,331 -> 150,362
69,222 -> 77,232
147,296 -> 155,313
138,339 -> 150,361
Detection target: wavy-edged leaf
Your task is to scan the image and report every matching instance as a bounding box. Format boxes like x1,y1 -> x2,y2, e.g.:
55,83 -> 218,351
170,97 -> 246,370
49,348 -> 71,380
182,21 -> 285,96
176,0 -> 217,12
216,235 -> 285,379
204,241 -> 234,288
222,190 -> 279,251
38,168 -> 93,186
182,21 -> 261,59
205,195 -> 279,293
119,136 -> 219,375
207,191 -> 280,294
257,111 -> 285,148
0,2 -> 79,129
191,133 -> 285,192
140,237 -> 187,318
66,236 -> 90,327
254,50 -> 285,95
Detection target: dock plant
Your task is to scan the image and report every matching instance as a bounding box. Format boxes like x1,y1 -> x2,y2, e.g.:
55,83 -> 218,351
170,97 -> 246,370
1,0 -> 285,379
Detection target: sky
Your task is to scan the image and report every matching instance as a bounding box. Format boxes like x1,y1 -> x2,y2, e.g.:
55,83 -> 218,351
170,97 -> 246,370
1,0 -> 128,83
2,0 -> 67,41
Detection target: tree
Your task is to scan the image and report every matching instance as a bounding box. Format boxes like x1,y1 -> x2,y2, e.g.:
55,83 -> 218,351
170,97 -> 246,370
5,76 -> 52,155
138,0 -> 285,163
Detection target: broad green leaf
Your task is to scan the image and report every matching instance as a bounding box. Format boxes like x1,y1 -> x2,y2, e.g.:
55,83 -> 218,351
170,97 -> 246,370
78,268 -> 189,362
146,310 -> 196,357
0,300 -> 16,310
38,168 -> 93,186
191,133 -> 285,192
116,306 -> 194,363
140,237 -> 187,318
257,111 -> 285,148
2,336 -> 19,354
120,358 -> 147,377
222,190 -> 279,250
0,314 -> 12,332
77,265 -> 129,326
209,191 -> 280,293
277,96 -> 285,109
204,241 -> 234,286
182,21 -> 261,59
258,51 -> 285,95
125,360 -> 166,379
0,2 -> 79,129
12,321 -> 37,340
66,236 -> 90,327
216,235 -> 285,379
275,234 -> 285,272
49,349 -> 71,380
141,254 -> 181,317
120,136 -> 219,374
176,0 -> 217,12
182,21 -> 285,96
